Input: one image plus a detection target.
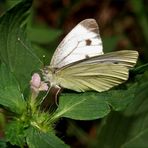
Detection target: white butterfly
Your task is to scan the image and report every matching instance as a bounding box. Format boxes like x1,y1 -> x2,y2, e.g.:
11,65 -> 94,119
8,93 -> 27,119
43,19 -> 138,93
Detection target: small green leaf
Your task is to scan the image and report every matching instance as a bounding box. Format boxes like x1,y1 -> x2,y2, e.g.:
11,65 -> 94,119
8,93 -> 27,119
26,126 -> 69,148
131,63 -> 148,75
0,63 -> 26,114
5,120 -> 26,147
0,0 -> 42,92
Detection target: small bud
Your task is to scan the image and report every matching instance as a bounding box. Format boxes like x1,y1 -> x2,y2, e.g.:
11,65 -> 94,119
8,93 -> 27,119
39,82 -> 48,91
30,73 -> 41,88
30,73 -> 48,93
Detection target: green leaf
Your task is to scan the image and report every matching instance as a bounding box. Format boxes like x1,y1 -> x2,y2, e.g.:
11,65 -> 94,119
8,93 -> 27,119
5,120 -> 26,147
96,71 -> 148,148
27,25 -> 62,44
123,130 -> 148,148
0,0 -> 42,92
6,0 -> 22,9
52,87 -> 135,120
131,63 -> 148,75
0,63 -> 26,114
54,93 -> 110,120
26,126 -> 69,148
0,139 -> 7,148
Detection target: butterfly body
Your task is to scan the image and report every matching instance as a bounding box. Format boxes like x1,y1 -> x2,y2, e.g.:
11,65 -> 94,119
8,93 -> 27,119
43,19 -> 138,92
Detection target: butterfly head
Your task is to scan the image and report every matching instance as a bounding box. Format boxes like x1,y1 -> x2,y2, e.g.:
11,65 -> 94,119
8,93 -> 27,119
42,66 -> 58,87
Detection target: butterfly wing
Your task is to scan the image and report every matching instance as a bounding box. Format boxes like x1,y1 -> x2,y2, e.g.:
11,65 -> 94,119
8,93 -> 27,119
50,19 -> 103,68
63,50 -> 138,68
54,50 -> 138,92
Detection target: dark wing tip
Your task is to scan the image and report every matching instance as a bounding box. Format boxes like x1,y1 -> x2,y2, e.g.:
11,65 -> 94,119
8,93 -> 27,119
79,19 -> 99,33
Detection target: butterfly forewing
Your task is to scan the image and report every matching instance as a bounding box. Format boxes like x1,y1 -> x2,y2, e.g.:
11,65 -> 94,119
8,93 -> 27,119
50,19 -> 103,68
58,50 -> 138,70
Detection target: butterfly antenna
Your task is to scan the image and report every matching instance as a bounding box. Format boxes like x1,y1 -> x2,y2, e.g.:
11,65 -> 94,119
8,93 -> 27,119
17,37 -> 42,63
42,55 -> 46,67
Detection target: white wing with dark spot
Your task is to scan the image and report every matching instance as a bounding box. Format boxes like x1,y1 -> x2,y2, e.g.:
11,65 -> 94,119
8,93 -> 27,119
50,19 -> 103,68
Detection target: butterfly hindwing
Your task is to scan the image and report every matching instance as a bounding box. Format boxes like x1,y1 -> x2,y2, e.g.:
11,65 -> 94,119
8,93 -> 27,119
55,64 -> 128,92
54,50 -> 138,92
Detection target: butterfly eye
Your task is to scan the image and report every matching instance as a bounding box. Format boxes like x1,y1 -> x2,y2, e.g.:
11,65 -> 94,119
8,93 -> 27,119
42,67 -> 49,74
44,69 -> 49,74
